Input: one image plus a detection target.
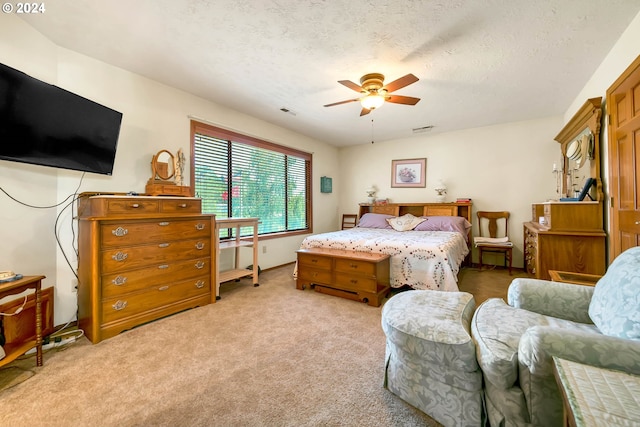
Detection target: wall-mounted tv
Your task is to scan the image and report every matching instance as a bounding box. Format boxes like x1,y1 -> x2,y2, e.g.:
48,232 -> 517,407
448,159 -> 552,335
0,62 -> 122,175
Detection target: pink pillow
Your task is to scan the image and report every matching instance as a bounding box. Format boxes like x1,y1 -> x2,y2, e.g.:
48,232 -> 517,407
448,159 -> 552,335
414,216 -> 472,240
357,213 -> 394,229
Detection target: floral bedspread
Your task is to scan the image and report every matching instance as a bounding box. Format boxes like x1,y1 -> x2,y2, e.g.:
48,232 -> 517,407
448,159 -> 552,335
298,228 -> 469,291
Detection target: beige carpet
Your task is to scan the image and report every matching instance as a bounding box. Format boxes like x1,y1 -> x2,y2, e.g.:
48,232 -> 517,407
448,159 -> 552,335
0,265 -> 442,427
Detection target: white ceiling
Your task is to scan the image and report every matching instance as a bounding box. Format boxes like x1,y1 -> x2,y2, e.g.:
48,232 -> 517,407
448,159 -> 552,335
19,0 -> 640,147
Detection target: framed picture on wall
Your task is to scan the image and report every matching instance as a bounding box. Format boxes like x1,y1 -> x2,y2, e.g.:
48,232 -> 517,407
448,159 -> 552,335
391,158 -> 426,188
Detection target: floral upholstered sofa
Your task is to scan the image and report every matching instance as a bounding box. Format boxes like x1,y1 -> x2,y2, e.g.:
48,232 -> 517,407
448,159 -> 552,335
471,246 -> 640,426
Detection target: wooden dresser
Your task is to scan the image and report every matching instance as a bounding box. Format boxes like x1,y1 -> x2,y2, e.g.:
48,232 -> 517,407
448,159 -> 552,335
524,201 -> 606,280
296,248 -> 390,307
77,195 -> 215,343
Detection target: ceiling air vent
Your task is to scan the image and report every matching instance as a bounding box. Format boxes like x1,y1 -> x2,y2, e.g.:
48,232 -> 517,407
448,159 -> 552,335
280,107 -> 297,116
412,125 -> 434,134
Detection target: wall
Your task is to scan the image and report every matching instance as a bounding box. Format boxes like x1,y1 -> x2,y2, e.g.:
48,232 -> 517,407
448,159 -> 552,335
0,16 -> 340,325
338,116 -> 564,268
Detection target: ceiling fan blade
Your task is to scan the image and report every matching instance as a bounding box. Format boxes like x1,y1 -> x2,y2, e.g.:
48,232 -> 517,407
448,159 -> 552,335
324,98 -> 361,107
338,80 -> 365,93
360,108 -> 371,116
386,95 -> 421,105
383,73 -> 419,93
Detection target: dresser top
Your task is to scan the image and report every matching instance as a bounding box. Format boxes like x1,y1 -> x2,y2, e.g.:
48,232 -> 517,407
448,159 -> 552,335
87,194 -> 200,200
78,194 -> 205,218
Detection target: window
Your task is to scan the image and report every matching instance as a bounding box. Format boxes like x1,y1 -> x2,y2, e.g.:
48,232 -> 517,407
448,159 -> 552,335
191,121 -> 312,239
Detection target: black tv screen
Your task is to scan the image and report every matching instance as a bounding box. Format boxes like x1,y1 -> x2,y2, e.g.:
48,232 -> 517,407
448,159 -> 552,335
0,62 -> 122,175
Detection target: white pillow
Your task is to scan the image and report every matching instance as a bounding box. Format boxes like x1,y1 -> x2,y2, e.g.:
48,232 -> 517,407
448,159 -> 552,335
386,214 -> 426,231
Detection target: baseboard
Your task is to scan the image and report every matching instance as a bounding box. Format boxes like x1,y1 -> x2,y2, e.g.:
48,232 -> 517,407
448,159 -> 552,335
0,287 -> 54,345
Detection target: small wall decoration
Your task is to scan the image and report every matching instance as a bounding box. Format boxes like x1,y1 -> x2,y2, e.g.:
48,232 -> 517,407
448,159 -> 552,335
320,176 -> 333,193
391,158 -> 426,188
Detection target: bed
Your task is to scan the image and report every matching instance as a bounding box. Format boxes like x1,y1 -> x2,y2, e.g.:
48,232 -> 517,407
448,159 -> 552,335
296,203 -> 472,292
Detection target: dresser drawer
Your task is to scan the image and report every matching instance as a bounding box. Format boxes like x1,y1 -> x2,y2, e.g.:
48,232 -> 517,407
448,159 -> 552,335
101,257 -> 210,299
298,253 -> 332,270
100,218 -> 211,247
102,276 -> 210,324
107,198 -> 159,214
298,268 -> 332,284
334,258 -> 376,276
160,199 -> 201,214
333,274 -> 378,293
101,239 -> 211,273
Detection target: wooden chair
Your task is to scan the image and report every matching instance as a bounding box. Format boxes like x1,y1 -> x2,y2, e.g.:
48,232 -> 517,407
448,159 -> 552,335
341,214 -> 358,230
475,211 -> 512,274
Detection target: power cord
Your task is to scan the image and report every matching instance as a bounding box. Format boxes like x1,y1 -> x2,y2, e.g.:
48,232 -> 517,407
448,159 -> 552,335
0,295 -> 27,317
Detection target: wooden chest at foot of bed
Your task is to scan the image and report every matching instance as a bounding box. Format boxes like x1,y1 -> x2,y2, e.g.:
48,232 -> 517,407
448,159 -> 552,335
296,248 -> 390,307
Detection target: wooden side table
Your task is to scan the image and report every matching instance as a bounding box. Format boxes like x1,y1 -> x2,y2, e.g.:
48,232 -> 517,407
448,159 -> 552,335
549,270 -> 602,287
554,357 -> 640,427
0,275 -> 45,367
214,218 -> 259,299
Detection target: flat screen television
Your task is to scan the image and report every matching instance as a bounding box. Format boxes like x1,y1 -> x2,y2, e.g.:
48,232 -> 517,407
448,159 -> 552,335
0,62 -> 122,175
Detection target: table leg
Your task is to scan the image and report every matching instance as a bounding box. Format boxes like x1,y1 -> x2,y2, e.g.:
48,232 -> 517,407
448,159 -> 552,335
35,282 -> 42,366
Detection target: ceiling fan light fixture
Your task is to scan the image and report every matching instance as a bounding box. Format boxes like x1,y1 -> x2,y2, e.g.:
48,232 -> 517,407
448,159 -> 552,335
361,94 -> 385,110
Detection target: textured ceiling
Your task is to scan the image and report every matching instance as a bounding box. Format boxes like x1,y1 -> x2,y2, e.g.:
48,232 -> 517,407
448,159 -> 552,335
19,0 -> 640,146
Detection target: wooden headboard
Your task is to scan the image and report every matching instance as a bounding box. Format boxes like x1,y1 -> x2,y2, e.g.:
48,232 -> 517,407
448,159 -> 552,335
358,202 -> 472,223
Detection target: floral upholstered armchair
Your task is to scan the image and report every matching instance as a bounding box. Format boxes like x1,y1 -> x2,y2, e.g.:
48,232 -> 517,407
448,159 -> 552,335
471,246 -> 640,427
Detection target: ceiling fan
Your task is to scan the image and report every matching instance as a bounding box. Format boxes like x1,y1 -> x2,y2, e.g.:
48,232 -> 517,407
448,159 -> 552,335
324,73 -> 420,116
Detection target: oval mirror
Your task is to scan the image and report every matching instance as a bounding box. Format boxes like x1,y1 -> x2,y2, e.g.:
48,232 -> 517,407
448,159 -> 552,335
152,149 -> 175,181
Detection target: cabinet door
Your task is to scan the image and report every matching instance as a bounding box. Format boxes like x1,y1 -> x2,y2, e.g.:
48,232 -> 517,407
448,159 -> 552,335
372,205 -> 399,215
424,206 -> 456,216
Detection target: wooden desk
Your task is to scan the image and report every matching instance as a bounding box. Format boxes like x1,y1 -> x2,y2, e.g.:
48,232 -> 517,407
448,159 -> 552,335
0,275 -> 45,367
549,270 -> 602,287
554,357 -> 640,427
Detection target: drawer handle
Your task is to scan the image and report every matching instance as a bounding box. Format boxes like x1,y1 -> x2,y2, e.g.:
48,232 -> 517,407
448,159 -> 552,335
112,276 -> 127,285
179,203 -> 187,208
112,300 -> 127,311
349,263 -> 358,269
195,242 -> 205,250
159,221 -> 170,226
350,279 -> 358,284
158,264 -> 169,269
159,243 -> 170,248
195,261 -> 205,269
112,252 -> 128,262
158,285 -> 169,291
195,223 -> 205,230
111,227 -> 128,237
311,259 -> 318,263
131,203 -> 140,208
195,280 -> 205,289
